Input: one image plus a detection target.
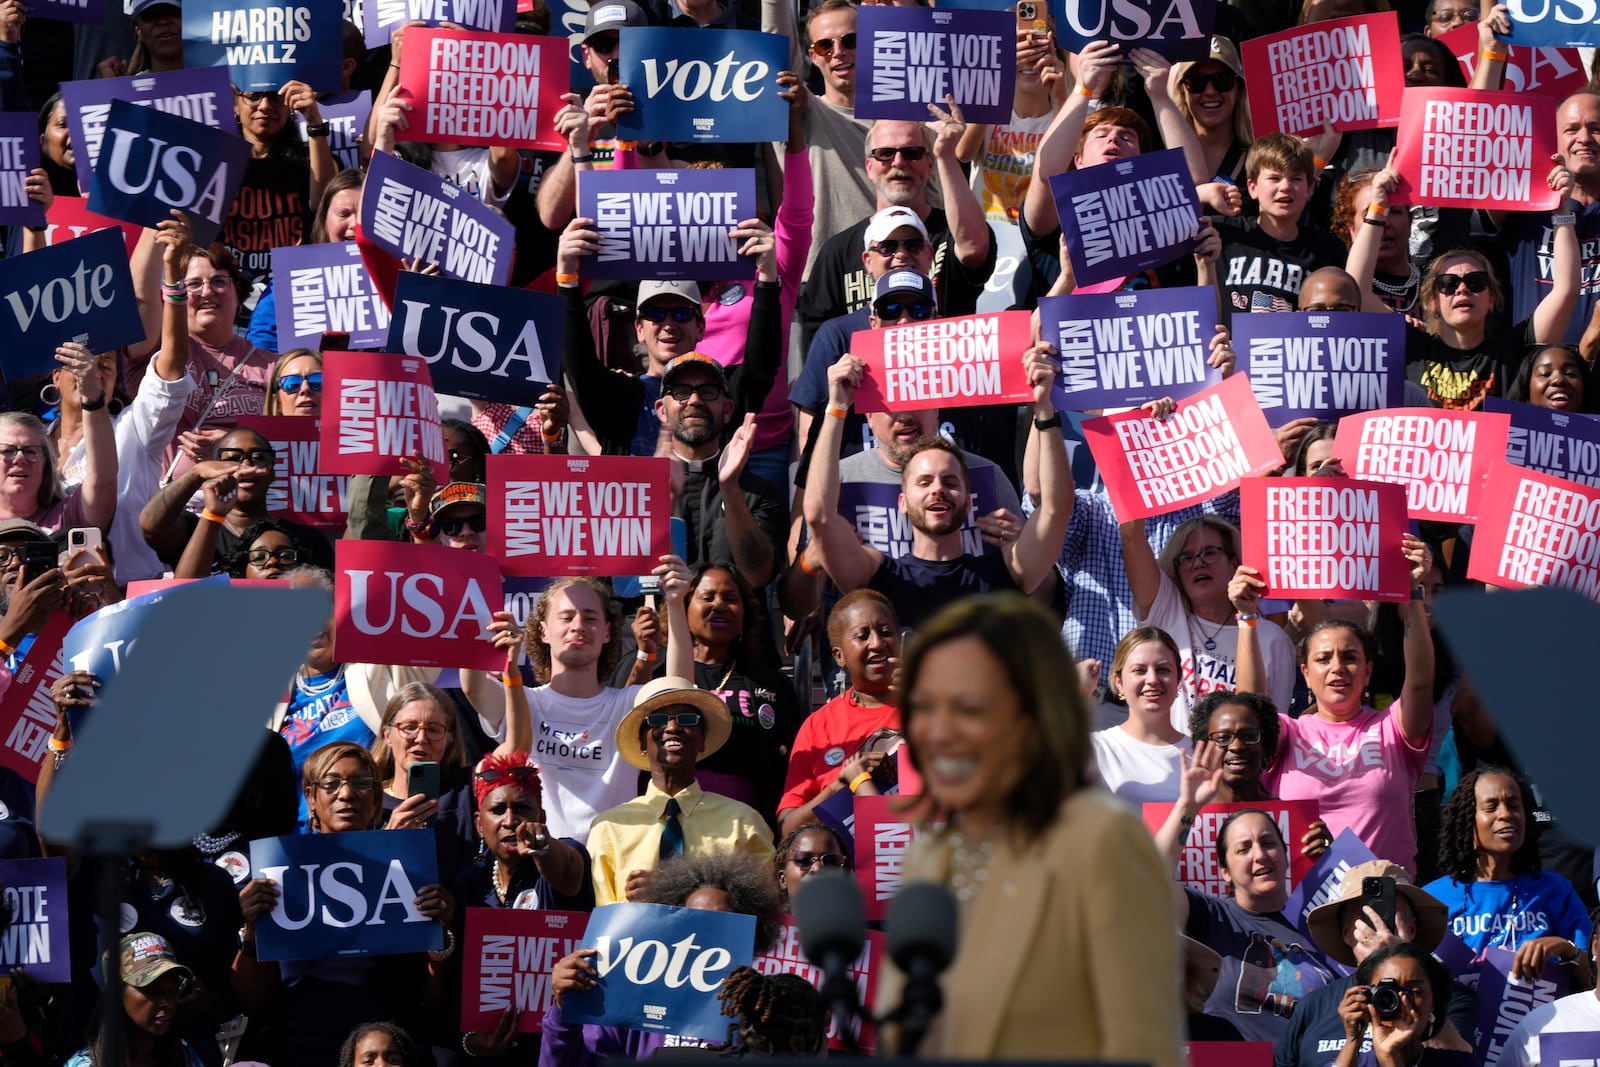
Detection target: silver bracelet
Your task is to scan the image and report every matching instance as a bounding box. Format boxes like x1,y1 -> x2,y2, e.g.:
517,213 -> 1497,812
1553,211 -> 1577,228
461,1033 -> 482,1057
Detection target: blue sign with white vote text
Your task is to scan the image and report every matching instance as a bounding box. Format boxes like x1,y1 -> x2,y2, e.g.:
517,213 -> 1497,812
249,829 -> 442,961
1049,148 -> 1199,288
183,0 -> 343,91
616,28 -> 788,143
1042,287 -> 1220,410
564,902 -> 755,1040
0,228 -> 142,383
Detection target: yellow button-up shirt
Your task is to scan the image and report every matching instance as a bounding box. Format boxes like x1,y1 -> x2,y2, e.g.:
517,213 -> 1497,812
588,780 -> 774,905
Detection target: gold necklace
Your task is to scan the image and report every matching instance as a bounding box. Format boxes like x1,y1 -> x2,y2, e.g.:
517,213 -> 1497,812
714,660 -> 736,691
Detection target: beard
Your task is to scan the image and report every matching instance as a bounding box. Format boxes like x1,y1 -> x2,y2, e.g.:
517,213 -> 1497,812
909,493 -> 968,536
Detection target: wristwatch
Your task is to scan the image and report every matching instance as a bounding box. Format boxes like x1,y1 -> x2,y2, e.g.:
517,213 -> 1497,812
638,141 -> 665,157
1033,412 -> 1062,431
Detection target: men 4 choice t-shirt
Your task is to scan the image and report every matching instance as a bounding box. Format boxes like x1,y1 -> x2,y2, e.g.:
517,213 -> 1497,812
499,685 -> 644,844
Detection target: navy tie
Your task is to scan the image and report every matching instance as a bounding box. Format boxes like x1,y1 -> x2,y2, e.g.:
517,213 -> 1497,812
660,797 -> 685,859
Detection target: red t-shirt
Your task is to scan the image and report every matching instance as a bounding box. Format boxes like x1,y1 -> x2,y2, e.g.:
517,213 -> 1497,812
778,691 -> 900,813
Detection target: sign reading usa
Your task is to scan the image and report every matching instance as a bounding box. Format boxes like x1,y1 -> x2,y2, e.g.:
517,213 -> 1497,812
1055,0 -> 1217,60
333,540 -> 506,670
60,68 -> 233,193
615,27 -> 787,142
487,454 -> 672,577
248,829 -> 442,961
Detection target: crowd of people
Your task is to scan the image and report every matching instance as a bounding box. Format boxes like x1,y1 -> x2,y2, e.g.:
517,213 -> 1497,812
0,0 -> 1593,1061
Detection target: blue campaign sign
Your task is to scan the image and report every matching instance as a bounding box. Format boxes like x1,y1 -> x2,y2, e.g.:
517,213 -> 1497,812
0,858 -> 70,983
565,902 -> 756,1041
616,28 -> 788,143
1498,0 -> 1600,49
27,0 -> 102,24
855,6 -> 1017,126
577,167 -> 756,281
60,67 -> 234,194
1042,287 -> 1220,410
388,270 -> 563,407
361,150 -> 514,285
0,114 -> 44,228
274,242 -> 392,351
183,0 -> 344,92
86,98 -> 250,246
362,0 -> 515,49
1234,311 -> 1405,426
295,90 -> 372,171
0,228 -> 143,383
1486,397 -> 1600,487
248,829 -> 443,962
1049,148 -> 1199,287
61,583 -> 188,727
1054,0 -> 1216,60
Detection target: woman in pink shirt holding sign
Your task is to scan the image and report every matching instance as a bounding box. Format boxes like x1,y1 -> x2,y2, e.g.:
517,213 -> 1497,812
1234,536 -> 1436,874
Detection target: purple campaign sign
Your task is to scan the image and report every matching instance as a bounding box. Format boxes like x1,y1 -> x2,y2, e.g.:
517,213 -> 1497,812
1234,312 -> 1405,426
1281,828 -> 1376,978
1485,397 -> 1600,488
27,0 -> 102,24
87,98 -> 250,247
0,115 -> 43,227
272,242 -> 392,350
60,67 -> 234,194
1054,0 -> 1217,60
838,466 -> 999,558
854,7 -> 1017,125
1049,148 -> 1199,287
1540,1032 -> 1600,1066
295,90 -> 372,171
1474,948 -> 1569,1067
0,858 -> 69,982
361,151 -> 514,285
362,0 -> 514,48
578,168 -> 755,281
1042,287 -> 1220,410
183,0 -> 344,92
615,28 -> 788,143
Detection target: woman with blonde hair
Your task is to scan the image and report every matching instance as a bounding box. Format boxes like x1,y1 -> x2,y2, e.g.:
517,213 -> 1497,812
263,350 -> 322,417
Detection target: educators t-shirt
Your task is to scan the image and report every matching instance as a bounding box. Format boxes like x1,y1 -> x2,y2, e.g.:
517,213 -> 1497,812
1420,870 -> 1593,957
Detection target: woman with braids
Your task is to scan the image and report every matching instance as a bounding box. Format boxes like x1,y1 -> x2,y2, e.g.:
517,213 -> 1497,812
773,822 -> 852,911
716,966 -> 828,1056
541,851 -> 785,1067
1423,768 -> 1593,982
337,1021 -> 423,1067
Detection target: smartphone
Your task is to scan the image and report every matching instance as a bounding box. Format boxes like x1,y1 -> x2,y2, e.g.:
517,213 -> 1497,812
1360,875 -> 1396,931
606,57 -> 620,85
60,527 -> 102,569
408,760 -> 441,802
1016,1 -> 1044,31
20,541 -> 56,587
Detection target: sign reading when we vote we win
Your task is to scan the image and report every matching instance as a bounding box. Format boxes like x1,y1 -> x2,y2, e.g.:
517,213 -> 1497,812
0,115 -> 43,228
1468,462 -> 1600,603
1240,13 -> 1404,137
236,415 -> 351,533
362,150 -> 514,285
1049,148 -> 1199,288
461,909 -> 589,1032
578,168 -> 755,281
615,28 -> 789,143
320,350 -> 450,486
1240,477 -> 1413,601
272,242 -> 391,351
850,309 -> 1034,413
1486,397 -> 1600,488
362,0 -> 515,49
855,6 -> 1016,126
1042,286 -> 1220,410
397,29 -> 567,151
487,454 -> 672,578
1391,88 -> 1561,212
1233,311 -> 1405,426
1333,408 -> 1509,523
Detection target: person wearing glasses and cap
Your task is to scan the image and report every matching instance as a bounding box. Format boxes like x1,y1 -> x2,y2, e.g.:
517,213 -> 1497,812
415,482 -> 488,554
66,932 -> 203,1067
586,677 -> 773,906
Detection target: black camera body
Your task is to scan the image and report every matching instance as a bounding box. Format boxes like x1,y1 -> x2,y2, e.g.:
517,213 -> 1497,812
1367,977 -> 1404,1020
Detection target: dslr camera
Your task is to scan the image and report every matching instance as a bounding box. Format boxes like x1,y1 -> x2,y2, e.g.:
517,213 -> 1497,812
1365,977 -> 1405,1020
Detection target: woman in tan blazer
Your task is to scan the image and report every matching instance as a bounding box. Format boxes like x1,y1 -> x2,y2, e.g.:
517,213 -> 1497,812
876,593 -> 1185,1066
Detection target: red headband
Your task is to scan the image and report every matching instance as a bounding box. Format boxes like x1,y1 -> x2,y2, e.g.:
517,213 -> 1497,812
474,752 -> 540,807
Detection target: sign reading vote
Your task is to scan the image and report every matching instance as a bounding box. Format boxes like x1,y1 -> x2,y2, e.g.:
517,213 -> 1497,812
0,228 -> 142,381
1240,477 -> 1412,601
461,909 -> 589,1032
0,858 -> 69,982
183,0 -> 343,92
273,242 -> 392,351
1438,24 -> 1588,100
564,902 -> 755,1041
1055,0 -> 1216,60
1468,462 -> 1600,602
839,466 -> 999,559
1233,311 -> 1404,425
1082,375 -> 1285,521
236,415 -> 351,533
1049,148 -> 1199,287
1042,287 -> 1219,409
1240,13 -> 1404,137
855,7 -> 1016,126
850,308 -> 1035,413
1391,88 -> 1560,212
295,91 -> 372,171
1334,407 -> 1510,523
578,168 -> 755,281
362,0 -> 515,49
616,27 -> 788,142
397,29 -> 567,150
0,115 -> 43,228
388,270 -> 562,408
61,68 -> 233,195
1141,800 -> 1318,895
0,615 -> 69,786
249,829 -> 442,961
87,98 -> 249,246
1486,397 -> 1600,488
487,454 -> 672,577
334,540 -> 505,670
320,350 -> 449,485
362,150 -> 514,284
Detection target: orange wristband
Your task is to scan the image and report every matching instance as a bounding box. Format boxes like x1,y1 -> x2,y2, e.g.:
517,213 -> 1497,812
1481,48 -> 1508,61
1075,83 -> 1094,99
797,552 -> 820,576
200,508 -> 226,525
555,273 -> 580,285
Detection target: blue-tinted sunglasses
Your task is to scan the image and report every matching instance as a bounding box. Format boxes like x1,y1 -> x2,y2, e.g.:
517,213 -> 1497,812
278,372 -> 323,394
875,301 -> 936,322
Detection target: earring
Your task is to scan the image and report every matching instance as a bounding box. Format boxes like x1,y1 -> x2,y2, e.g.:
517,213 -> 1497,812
38,383 -> 60,407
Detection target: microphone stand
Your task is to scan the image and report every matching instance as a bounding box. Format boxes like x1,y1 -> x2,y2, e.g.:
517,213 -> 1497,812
887,955 -> 944,1058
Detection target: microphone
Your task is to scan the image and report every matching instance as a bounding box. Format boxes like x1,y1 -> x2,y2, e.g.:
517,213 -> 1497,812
791,872 -> 866,1053
886,880 -> 958,1058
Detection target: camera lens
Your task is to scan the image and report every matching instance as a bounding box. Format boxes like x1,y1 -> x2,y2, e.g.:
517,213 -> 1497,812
1370,983 -> 1403,1020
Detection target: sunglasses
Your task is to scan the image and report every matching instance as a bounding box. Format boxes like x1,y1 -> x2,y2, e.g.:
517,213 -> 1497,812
438,513 -> 487,537
1181,70 -> 1238,94
870,237 -> 927,257
665,382 -> 725,403
475,766 -> 540,786
868,145 -> 929,164
587,32 -> 619,54
278,372 -> 322,394
638,305 -> 700,324
1435,271 -> 1490,296
643,711 -> 702,727
875,301 -> 937,322
789,851 -> 848,870
810,32 -> 856,56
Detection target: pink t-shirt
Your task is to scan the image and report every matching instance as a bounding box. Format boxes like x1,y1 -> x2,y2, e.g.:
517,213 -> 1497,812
1265,705 -> 1429,875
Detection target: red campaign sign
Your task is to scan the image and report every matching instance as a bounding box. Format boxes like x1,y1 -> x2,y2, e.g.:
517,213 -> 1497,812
1437,25 -> 1587,102
850,309 -> 1035,413
1334,407 -> 1510,523
753,918 -> 885,1054
1143,800 -> 1319,895
397,29 -> 568,151
0,614 -> 71,786
853,795 -> 926,922
460,908 -> 589,1033
1188,1042 -> 1273,1067
43,197 -> 140,259
1239,13 -> 1404,137
237,415 -> 351,534
1082,375 -> 1284,522
124,578 -> 284,598
319,351 -> 448,486
1467,461 -> 1600,601
334,540 -> 505,670
487,454 -> 672,578
1390,88 -> 1561,211
1240,477 -> 1412,602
